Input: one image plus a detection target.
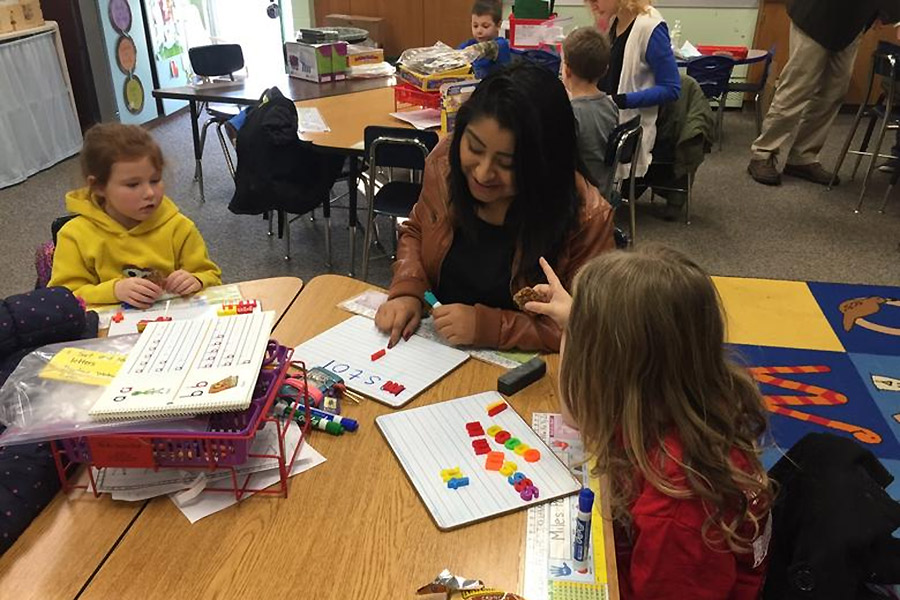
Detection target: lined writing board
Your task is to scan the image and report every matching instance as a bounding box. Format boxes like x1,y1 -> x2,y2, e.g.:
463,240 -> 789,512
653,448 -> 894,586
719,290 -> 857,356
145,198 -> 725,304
292,315 -> 469,408
89,311 -> 275,419
376,391 -> 581,530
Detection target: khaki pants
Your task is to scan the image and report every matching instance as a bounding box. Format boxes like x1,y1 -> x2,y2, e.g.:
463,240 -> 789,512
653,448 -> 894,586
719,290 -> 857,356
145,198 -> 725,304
751,22 -> 862,165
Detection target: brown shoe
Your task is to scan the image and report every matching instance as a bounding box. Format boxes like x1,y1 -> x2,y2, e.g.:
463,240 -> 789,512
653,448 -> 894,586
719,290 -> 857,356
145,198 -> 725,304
783,162 -> 840,186
748,156 -> 781,186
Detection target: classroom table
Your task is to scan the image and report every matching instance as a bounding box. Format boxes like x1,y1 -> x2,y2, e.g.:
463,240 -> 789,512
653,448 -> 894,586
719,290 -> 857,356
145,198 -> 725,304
75,274 -> 620,600
675,47 -> 769,68
0,277 -> 303,600
295,86 -> 438,276
152,74 -> 397,189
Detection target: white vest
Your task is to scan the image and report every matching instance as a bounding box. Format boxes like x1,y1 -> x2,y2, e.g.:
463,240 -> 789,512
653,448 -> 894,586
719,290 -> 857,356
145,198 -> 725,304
617,6 -> 665,179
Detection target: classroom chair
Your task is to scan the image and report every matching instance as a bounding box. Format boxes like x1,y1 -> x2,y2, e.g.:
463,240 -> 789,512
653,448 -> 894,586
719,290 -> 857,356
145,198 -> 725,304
360,126 -> 439,281
687,55 -> 736,151
828,42 -> 900,214
187,43 -> 245,203
726,47 -> 775,136
34,215 -> 78,288
605,116 -> 642,246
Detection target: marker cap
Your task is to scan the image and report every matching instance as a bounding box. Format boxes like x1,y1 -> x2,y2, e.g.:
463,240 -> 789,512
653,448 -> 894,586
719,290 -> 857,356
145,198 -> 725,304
578,488 -> 595,513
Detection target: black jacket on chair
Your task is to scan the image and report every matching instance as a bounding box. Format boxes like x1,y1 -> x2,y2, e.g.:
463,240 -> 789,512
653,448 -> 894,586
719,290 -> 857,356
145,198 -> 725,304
0,287 -> 98,555
228,86 -> 344,217
763,433 -> 900,599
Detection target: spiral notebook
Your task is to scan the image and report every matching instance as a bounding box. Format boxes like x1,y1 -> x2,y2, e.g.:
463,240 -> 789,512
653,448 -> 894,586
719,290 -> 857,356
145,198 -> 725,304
89,311 -> 275,420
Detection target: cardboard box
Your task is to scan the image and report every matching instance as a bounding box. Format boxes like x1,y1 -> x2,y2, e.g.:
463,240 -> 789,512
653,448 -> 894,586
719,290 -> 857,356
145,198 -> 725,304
285,41 -> 334,83
331,40 -> 348,81
323,14 -> 383,48
347,45 -> 384,68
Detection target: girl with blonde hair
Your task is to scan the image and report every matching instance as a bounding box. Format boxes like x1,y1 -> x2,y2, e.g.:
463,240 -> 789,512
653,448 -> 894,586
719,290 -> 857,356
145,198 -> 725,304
584,0 -> 680,179
526,245 -> 773,598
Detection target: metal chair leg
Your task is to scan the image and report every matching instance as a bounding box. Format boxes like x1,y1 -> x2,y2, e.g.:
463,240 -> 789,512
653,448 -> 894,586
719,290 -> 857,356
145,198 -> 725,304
851,114 -> 879,182
717,95 -> 726,151
283,213 -> 291,261
754,93 -> 763,136
215,122 -> 235,180
857,91 -> 895,213
830,101 -> 868,189
685,171 -> 693,225
361,169 -> 376,282
325,215 -> 332,268
267,211 -> 274,236
196,119 -> 216,203
880,171 -> 899,214
628,177 -> 636,246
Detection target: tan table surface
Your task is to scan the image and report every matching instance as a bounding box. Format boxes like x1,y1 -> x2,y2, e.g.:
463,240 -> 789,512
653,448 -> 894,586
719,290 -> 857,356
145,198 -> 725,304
0,277 -> 303,600
297,86 -> 445,152
79,274 -> 618,600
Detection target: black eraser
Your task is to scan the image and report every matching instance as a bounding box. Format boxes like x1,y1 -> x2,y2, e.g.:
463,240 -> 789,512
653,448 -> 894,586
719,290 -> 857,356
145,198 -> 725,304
497,357 -> 547,396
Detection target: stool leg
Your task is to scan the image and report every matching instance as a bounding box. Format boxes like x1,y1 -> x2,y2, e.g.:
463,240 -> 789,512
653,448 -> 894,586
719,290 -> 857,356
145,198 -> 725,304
856,114 -> 891,214
830,100 -> 868,189
880,171 -> 899,214
851,114 -> 878,182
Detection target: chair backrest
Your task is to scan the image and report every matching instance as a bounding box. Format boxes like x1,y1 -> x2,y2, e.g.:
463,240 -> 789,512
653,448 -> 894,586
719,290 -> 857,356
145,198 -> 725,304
188,44 -> 244,78
873,45 -> 899,82
364,126 -> 439,171
604,116 -> 642,168
686,55 -> 736,99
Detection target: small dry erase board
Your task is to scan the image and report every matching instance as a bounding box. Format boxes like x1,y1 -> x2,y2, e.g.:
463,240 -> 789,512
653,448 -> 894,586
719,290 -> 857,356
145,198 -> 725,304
292,315 -> 469,408
376,391 -> 581,530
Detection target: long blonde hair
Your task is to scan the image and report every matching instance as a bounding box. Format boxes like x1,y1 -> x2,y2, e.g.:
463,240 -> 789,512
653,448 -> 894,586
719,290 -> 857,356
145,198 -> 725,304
585,0 -> 652,18
560,245 -> 772,552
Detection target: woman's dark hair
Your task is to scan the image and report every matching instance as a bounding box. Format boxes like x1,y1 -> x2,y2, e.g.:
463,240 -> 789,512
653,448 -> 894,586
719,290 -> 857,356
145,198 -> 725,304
448,61 -> 581,283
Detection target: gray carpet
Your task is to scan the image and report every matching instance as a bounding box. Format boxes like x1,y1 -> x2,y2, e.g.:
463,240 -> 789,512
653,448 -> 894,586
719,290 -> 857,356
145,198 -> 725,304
0,107 -> 897,300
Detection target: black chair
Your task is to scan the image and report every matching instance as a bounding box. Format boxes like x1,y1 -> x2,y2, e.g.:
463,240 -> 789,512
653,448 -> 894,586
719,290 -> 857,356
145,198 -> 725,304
360,126 -> 439,281
687,55 -> 736,150
726,47 -> 775,135
604,116 -> 642,246
187,44 -> 245,203
829,42 -> 900,213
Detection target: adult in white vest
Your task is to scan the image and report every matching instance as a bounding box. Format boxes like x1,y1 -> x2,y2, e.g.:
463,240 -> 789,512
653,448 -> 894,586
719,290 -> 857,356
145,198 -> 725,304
586,0 -> 681,178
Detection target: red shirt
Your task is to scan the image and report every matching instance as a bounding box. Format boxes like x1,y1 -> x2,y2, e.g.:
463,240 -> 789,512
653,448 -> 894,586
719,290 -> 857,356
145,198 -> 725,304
615,436 -> 770,600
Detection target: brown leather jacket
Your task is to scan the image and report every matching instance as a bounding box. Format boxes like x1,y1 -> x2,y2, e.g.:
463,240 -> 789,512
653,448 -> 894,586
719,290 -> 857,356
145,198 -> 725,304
387,137 -> 616,352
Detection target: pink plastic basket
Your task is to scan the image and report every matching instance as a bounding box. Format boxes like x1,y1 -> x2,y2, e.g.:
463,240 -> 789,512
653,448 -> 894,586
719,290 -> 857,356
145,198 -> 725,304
58,341 -> 293,469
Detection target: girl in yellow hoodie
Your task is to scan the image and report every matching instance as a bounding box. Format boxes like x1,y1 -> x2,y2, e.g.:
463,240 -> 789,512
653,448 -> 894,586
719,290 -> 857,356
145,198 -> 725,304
48,124 -> 221,308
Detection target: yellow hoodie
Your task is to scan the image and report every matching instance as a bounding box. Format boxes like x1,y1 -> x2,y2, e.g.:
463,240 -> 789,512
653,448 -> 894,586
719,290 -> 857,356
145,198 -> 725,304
48,188 -> 222,304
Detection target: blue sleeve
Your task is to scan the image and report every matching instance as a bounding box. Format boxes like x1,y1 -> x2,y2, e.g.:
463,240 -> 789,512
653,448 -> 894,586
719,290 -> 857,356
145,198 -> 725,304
458,38 -> 476,50
623,23 -> 681,109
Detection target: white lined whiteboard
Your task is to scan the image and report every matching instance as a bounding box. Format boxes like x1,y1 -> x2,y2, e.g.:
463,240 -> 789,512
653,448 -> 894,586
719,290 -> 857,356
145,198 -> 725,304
292,316 -> 469,408
377,391 -> 581,530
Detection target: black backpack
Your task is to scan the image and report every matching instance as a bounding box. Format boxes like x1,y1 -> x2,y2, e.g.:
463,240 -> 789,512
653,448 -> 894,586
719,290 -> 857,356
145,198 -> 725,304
229,86 -> 343,216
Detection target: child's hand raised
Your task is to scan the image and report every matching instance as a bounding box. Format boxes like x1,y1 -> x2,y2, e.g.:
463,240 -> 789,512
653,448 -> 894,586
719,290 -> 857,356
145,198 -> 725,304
165,270 -> 202,296
524,257 -> 572,330
115,277 -> 163,309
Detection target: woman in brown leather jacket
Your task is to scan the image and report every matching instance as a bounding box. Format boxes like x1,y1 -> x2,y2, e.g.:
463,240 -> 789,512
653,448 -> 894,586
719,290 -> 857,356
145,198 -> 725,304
374,63 -> 616,353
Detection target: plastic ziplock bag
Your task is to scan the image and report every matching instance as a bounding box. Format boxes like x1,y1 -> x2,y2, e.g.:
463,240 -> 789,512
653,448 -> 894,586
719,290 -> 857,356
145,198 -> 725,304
399,41 -> 472,74
0,335 -> 208,447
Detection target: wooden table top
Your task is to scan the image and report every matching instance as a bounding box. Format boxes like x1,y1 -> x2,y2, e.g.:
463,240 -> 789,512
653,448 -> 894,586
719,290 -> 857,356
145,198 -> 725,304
0,277 -> 303,600
296,86 -> 446,153
153,73 -> 397,107
78,274 -> 618,600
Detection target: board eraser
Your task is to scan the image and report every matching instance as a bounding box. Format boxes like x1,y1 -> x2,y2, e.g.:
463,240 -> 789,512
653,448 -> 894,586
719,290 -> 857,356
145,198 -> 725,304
497,357 -> 546,396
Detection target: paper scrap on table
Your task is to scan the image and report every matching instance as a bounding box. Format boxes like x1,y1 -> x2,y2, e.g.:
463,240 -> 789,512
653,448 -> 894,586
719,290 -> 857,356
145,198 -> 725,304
171,441 -> 325,523
680,41 -> 702,59
389,108 -> 442,130
96,421 -> 303,501
297,107 -> 331,133
337,291 -> 537,369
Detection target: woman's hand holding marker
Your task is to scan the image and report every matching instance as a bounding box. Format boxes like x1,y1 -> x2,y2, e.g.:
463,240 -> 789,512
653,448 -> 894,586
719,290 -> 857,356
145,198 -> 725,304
432,304 -> 477,346
523,257 -> 573,330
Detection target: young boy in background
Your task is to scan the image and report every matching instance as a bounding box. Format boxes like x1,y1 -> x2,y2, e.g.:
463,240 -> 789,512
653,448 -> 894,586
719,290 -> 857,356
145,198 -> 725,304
458,0 -> 510,79
562,27 -> 619,200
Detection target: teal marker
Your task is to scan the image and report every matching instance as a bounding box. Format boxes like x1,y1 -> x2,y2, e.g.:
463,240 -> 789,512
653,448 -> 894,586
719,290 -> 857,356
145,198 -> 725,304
424,290 -> 442,308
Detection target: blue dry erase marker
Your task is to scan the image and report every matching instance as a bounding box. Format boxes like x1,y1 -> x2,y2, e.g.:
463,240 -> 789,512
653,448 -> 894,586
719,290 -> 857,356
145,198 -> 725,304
423,290 -> 442,308
307,406 -> 359,432
573,488 -> 594,573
